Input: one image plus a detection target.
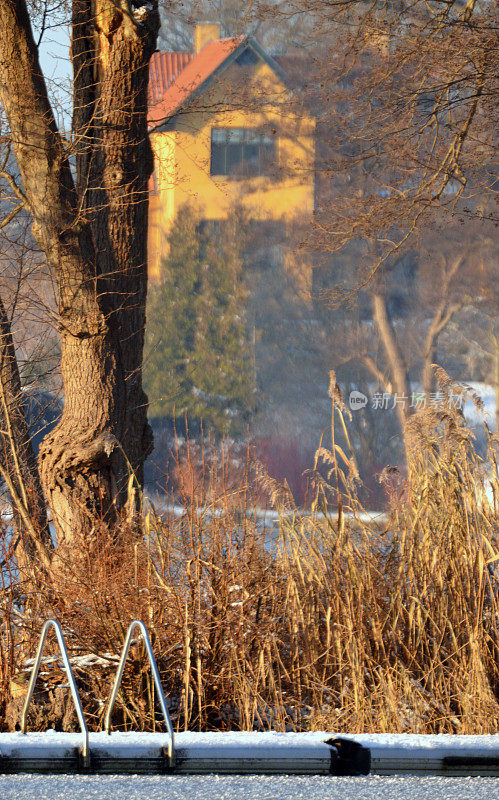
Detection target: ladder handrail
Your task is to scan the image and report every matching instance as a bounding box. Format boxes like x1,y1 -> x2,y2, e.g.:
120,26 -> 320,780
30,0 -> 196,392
104,620 -> 175,768
21,619 -> 89,759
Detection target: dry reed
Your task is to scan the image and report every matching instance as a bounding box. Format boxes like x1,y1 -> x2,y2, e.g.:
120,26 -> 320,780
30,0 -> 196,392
1,383 -> 497,734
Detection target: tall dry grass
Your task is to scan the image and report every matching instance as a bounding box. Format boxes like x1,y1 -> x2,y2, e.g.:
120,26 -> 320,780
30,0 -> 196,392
1,377 -> 498,733
273,381 -> 498,733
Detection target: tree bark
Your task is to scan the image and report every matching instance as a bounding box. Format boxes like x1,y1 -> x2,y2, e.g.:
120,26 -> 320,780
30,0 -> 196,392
72,0 -> 156,489
0,0 -> 158,548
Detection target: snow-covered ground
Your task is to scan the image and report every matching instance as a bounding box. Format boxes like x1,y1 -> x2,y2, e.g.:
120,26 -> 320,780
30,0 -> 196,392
0,773 -> 498,800
1,729 -> 497,760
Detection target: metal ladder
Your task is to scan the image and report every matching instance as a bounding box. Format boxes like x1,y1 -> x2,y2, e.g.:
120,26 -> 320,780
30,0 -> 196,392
104,620 -> 175,768
21,619 -> 89,762
20,619 -> 175,769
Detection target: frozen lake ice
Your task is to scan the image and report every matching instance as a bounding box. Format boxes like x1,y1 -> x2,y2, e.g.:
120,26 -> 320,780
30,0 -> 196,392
0,773 -> 498,800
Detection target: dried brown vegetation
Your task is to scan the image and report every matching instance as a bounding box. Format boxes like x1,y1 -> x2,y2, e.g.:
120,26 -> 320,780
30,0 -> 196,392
1,382 -> 498,734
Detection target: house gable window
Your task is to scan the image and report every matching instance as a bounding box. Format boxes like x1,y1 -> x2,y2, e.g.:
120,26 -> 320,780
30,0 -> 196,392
210,128 -> 276,177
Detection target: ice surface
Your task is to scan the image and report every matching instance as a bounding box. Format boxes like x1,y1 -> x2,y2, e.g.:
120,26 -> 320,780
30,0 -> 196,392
0,774 -> 498,800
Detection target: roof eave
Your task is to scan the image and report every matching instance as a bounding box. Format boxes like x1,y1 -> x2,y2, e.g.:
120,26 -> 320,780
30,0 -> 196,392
148,37 -> 247,132
148,36 -> 292,133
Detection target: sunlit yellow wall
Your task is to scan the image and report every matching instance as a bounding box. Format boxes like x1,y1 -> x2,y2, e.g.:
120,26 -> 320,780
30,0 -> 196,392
148,131 -> 176,281
148,56 -> 315,280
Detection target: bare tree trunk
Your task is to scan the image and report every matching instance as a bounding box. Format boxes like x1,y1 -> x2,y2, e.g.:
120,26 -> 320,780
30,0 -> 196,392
422,256 -> 464,396
367,291 -> 413,466
422,300 -> 462,397
371,292 -> 412,426
0,296 -> 53,573
72,0 -> 155,490
422,342 -> 437,399
0,0 -> 158,547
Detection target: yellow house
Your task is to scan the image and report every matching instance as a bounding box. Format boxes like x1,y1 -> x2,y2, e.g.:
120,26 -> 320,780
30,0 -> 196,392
147,24 -> 315,280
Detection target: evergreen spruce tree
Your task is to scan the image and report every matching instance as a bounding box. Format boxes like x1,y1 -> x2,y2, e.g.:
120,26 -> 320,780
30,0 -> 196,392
145,206 -> 254,434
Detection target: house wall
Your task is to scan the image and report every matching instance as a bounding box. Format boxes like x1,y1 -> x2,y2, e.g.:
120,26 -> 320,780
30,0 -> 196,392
148,132 -> 176,280
148,56 -> 315,280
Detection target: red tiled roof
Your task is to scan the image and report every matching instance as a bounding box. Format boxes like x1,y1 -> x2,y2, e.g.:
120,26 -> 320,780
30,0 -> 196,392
148,51 -> 194,105
148,37 -> 245,129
